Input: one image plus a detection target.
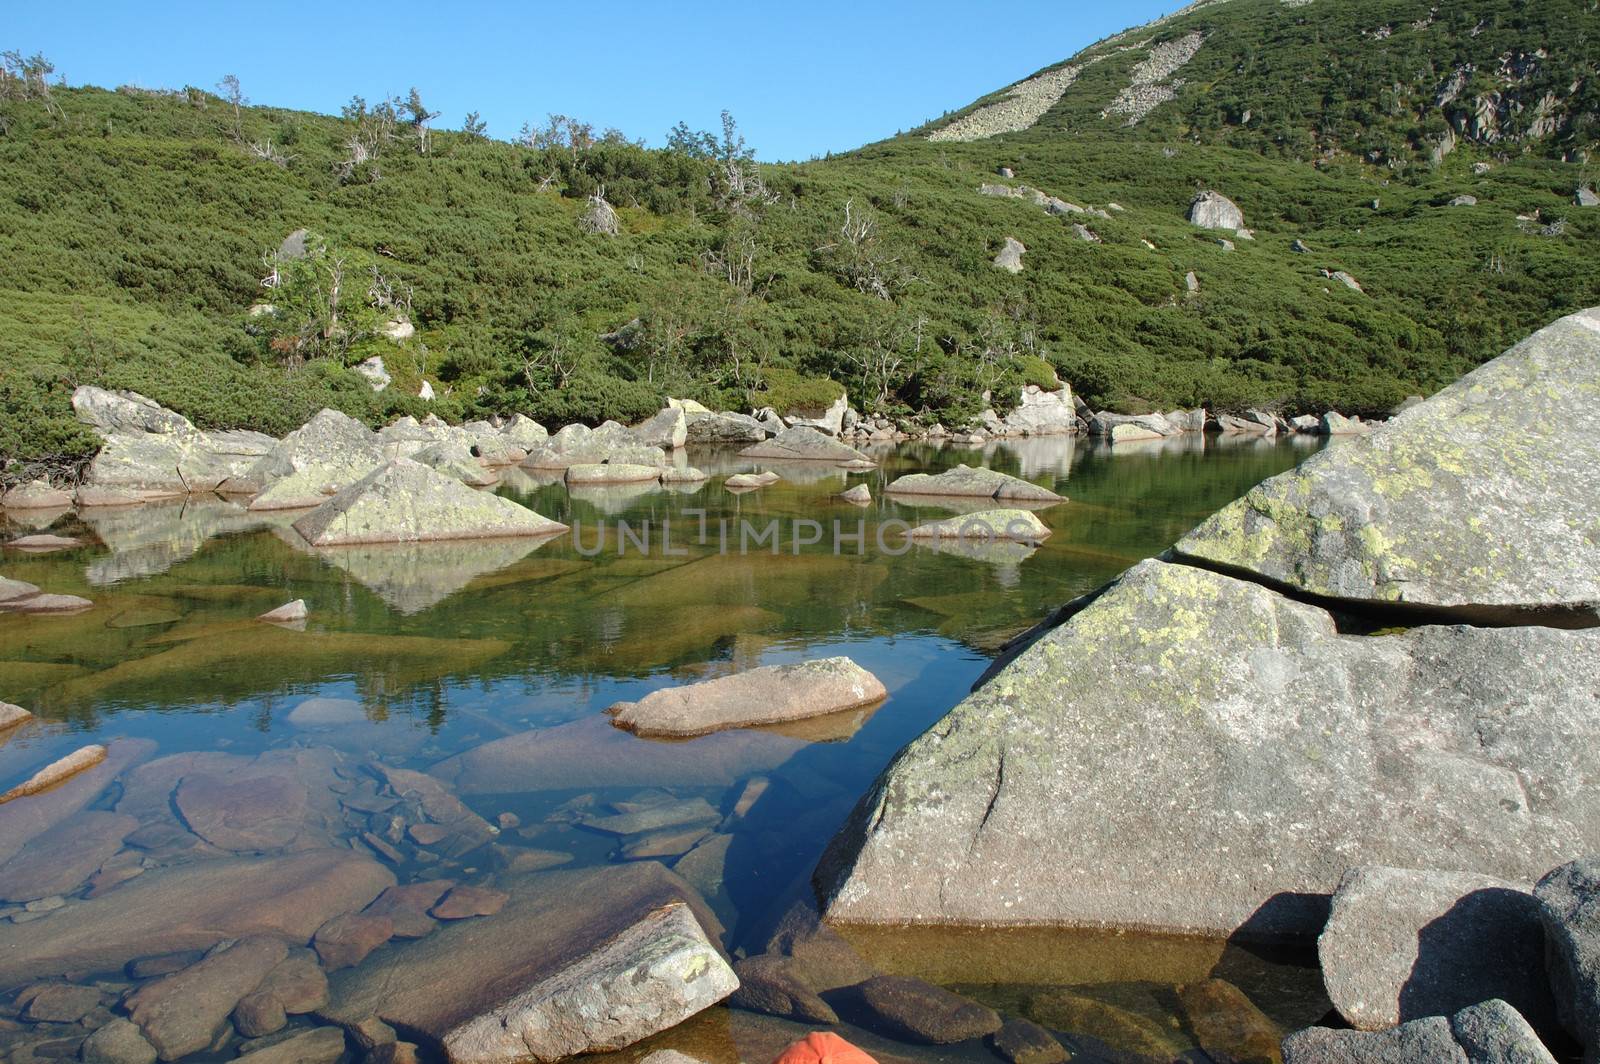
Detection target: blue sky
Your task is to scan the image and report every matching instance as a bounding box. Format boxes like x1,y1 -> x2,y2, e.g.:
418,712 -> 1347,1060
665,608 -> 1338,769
9,1 -> 1179,160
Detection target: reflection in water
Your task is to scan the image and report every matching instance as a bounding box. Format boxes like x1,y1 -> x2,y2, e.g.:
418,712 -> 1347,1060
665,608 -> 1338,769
0,438 -> 1323,1062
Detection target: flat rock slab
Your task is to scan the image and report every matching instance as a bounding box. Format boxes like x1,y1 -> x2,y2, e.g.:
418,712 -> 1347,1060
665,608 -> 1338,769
175,773 -> 310,852
294,459 -> 567,546
5,593 -> 95,613
853,975 -> 1002,1044
125,935 -> 288,1060
608,657 -> 887,738
1177,307 -> 1600,621
816,558 -> 1600,938
1320,866 -> 1555,1034
0,849 -> 393,983
583,798 -> 721,837
906,509 -> 1050,542
0,810 -> 137,902
739,427 -> 869,463
322,864 -> 736,1064
885,464 -> 1063,503
0,739 -> 154,867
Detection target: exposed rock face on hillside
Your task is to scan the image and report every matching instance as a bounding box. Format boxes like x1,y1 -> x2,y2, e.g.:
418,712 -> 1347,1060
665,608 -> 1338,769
928,65 -> 1082,142
1105,32 -> 1204,125
1177,307 -> 1600,623
817,308 -> 1600,944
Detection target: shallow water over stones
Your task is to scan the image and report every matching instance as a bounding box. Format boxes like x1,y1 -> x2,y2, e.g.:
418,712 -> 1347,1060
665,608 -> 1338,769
0,436 -> 1320,1064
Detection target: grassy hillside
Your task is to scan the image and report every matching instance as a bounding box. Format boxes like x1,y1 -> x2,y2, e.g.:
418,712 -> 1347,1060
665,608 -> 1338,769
2,0 -> 1598,476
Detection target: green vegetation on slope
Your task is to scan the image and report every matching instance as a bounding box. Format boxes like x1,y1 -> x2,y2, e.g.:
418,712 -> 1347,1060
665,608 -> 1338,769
1,0 -> 1597,474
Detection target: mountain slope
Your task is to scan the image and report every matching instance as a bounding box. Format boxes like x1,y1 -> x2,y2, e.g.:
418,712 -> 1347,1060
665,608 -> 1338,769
2,0 -> 1598,473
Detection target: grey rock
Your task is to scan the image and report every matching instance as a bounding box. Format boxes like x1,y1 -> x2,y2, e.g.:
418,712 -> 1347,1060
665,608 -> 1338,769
1535,858 -> 1600,1057
498,415 -> 548,450
885,464 -> 1063,503
1191,190 -> 1244,230
322,864 -> 736,1064
278,229 -> 310,260
1577,188 -> 1599,208
816,559 -> 1600,937
739,426 -> 868,463
1450,999 -> 1558,1064
683,412 -> 766,444
72,386 -> 192,436
1177,307 -> 1600,621
236,1026 -> 346,1064
905,509 -> 1050,542
989,1018 -> 1066,1064
854,975 -> 1001,1044
838,484 -> 871,505
0,810 -> 137,902
781,393 -> 850,437
413,442 -> 498,487
634,408 -> 687,450
1283,1016 -> 1469,1063
2,479 -> 73,510
81,1019 -> 158,1064
1179,978 -> 1283,1064
522,422 -> 666,469
1318,411 -> 1368,436
1291,238 -> 1312,254
760,901 -> 875,993
729,954 -> 837,1024
243,409 -> 383,505
292,459 -> 566,546
995,385 -> 1077,436
993,237 -> 1026,273
1450,195 -> 1479,207
1319,867 -> 1555,1033
354,357 -> 391,392
1087,412 -> 1179,438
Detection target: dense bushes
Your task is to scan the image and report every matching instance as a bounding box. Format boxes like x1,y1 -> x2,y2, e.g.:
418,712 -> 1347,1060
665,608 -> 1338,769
2,0 -> 1598,470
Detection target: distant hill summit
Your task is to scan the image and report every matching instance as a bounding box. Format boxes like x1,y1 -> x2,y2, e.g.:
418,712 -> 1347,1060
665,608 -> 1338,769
2,0 -> 1598,472
922,0 -> 1596,162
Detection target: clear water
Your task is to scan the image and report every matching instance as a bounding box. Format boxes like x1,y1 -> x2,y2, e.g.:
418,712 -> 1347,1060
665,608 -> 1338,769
0,434 -> 1330,1063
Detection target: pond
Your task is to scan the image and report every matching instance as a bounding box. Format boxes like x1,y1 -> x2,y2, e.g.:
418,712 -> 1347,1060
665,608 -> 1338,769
0,434 -> 1329,1064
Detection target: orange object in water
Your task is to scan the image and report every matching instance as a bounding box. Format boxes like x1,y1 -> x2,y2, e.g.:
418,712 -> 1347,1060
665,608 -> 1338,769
771,1032 -> 880,1064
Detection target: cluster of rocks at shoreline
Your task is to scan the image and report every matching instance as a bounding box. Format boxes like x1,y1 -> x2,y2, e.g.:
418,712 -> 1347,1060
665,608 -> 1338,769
817,306 -> 1600,1061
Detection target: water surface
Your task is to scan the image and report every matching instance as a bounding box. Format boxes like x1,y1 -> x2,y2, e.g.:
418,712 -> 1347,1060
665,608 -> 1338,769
0,434 -> 1326,1062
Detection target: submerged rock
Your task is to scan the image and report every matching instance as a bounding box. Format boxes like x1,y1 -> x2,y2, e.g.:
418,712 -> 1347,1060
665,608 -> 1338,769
739,427 -> 869,463
293,459 -> 567,546
81,1018 -> 158,1064
322,864 -> 737,1064
0,810 -> 136,902
989,1018 -> 1067,1064
816,559 -> 1600,937
1177,307 -> 1600,622
124,935 -> 288,1059
730,954 -> 838,1024
1178,978 -> 1282,1064
0,738 -> 154,866
235,1026 -> 347,1064
853,975 -> 1001,1044
0,849 -> 393,983
884,464 -> 1063,503
608,657 -> 887,738
1319,866 -> 1555,1034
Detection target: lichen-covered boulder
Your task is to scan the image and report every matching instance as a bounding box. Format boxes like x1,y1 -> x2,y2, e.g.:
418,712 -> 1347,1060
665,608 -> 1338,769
905,509 -> 1050,542
1190,190 -> 1244,230
241,409 -> 384,501
522,422 -> 666,470
739,427 -> 868,463
1177,308 -> 1600,623
816,559 -> 1600,938
885,464 -> 1063,503
293,460 -> 566,546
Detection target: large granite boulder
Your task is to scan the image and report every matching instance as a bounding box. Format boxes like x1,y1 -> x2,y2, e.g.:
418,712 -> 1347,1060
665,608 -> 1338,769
243,409 -> 385,508
816,559 -> 1600,938
607,657 -> 887,738
684,411 -> 767,444
1177,308 -> 1600,623
71,387 -> 277,500
739,427 -> 869,463
994,385 -> 1077,436
1534,858 -> 1600,1058
634,407 -> 688,450
1190,190 -> 1245,230
884,464 -> 1064,503
1319,866 -> 1556,1034
0,850 -> 393,982
1087,412 -> 1180,439
781,394 -> 849,437
1284,1000 -> 1556,1064
522,422 -> 666,469
321,864 -> 736,1064
905,509 -> 1050,542
292,460 -> 567,546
